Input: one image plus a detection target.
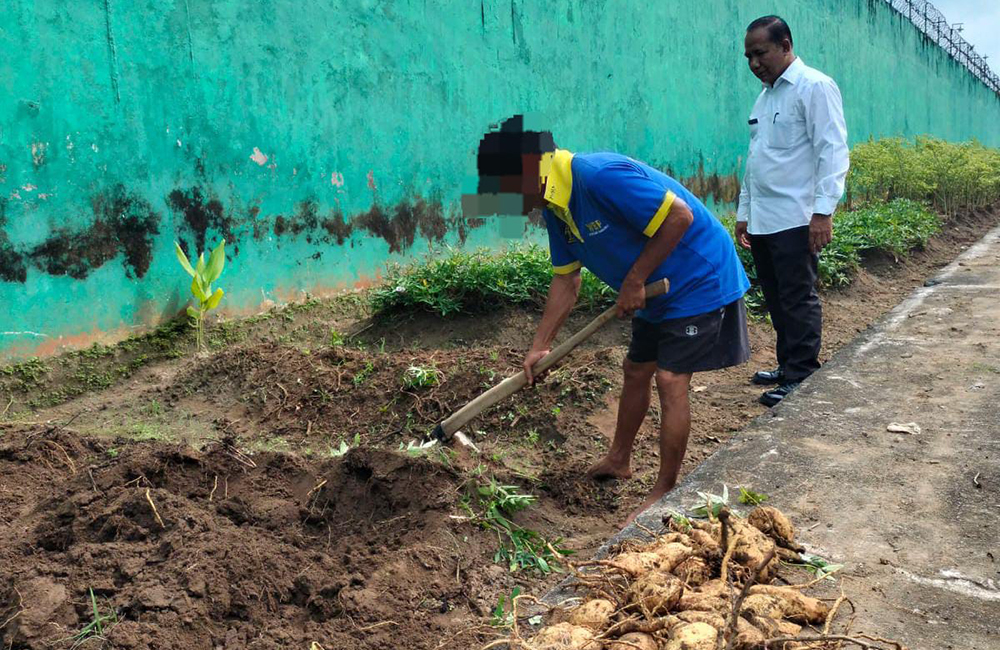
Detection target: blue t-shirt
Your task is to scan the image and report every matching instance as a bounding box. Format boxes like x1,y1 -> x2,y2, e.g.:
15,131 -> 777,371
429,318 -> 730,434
544,152 -> 749,321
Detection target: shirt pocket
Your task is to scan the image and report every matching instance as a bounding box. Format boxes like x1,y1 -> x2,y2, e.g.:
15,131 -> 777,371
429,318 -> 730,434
748,116 -> 760,141
767,108 -> 806,150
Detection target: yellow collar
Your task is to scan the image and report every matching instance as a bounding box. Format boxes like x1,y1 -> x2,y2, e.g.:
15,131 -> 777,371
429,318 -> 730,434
540,149 -> 582,242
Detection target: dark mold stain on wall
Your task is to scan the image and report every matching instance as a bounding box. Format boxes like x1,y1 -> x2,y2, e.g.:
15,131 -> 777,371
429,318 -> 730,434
263,197 -> 450,254
167,187 -> 236,255
0,200 -> 28,283
354,198 -> 448,254
0,186 -> 160,283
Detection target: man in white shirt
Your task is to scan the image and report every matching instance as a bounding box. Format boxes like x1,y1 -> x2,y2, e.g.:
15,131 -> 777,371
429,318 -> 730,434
735,15 -> 849,407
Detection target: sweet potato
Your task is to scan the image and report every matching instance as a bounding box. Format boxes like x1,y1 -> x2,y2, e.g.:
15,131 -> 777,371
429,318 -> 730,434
693,579 -> 728,600
663,622 -> 718,650
650,541 -> 695,572
687,529 -> 721,555
611,552 -> 663,576
747,506 -> 796,547
748,615 -> 802,638
672,556 -> 712,587
748,585 -> 830,624
734,618 -> 767,650
676,593 -> 727,614
676,610 -> 724,629
730,520 -> 778,580
532,622 -> 603,650
607,632 -> 657,650
569,598 -> 617,631
629,570 -> 684,616
740,594 -> 786,620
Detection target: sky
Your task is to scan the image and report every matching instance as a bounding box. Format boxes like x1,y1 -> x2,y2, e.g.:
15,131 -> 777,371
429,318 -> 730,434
932,0 -> 1000,72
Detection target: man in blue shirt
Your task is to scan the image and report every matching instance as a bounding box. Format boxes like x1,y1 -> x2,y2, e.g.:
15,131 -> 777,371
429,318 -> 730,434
474,117 -> 751,523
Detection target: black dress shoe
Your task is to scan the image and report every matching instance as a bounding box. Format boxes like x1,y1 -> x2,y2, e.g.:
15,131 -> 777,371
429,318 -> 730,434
751,368 -> 785,385
759,381 -> 800,407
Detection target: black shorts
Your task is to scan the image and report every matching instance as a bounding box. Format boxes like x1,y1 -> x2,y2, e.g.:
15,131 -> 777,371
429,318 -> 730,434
627,298 -> 751,373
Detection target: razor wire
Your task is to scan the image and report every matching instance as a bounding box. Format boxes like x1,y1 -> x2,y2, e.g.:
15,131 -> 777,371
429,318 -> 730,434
885,0 -> 1000,96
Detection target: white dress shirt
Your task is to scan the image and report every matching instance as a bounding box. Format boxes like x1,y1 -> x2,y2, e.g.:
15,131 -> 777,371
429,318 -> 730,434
737,57 -> 849,235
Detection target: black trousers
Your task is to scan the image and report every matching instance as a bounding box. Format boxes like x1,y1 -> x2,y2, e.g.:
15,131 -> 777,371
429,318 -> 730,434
749,226 -> 821,382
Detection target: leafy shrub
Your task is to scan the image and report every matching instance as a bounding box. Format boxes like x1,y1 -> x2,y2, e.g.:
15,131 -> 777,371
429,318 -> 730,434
849,136 -> 1000,214
369,245 -> 614,317
819,199 -> 940,286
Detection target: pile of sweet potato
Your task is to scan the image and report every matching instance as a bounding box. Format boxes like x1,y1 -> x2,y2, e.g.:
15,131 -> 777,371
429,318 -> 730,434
528,506 -> 831,650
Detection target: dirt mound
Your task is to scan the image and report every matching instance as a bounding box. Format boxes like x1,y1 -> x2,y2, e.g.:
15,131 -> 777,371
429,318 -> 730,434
166,342 -> 615,449
0,426 -> 503,649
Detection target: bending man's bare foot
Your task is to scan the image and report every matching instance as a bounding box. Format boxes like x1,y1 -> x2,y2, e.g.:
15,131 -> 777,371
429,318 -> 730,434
622,484 -> 672,527
586,455 -> 632,481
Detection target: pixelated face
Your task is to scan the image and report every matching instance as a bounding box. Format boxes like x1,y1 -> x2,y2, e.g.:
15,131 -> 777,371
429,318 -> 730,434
744,28 -> 792,86
463,116 -> 554,224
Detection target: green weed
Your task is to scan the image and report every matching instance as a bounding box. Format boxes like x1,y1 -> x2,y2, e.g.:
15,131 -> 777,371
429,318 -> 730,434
789,552 -> 844,582
0,357 -> 50,390
490,586 -> 522,628
737,487 -> 769,506
330,432 -> 361,457
352,361 -> 375,386
667,511 -> 693,532
61,588 -> 118,648
401,365 -> 441,390
463,478 -> 571,575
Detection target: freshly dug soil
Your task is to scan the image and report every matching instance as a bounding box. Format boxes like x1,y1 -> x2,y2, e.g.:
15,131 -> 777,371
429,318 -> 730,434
0,426 -> 502,650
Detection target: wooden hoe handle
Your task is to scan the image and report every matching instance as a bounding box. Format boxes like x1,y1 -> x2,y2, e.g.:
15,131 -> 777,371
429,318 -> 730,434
432,277 -> 669,442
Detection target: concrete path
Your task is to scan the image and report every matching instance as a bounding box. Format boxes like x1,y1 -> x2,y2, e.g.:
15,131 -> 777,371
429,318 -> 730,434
547,224 -> 1000,649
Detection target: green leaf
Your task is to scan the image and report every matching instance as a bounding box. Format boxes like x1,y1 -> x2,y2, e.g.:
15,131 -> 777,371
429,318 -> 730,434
191,276 -> 208,302
206,288 -> 224,310
186,306 -> 199,319
174,242 -> 196,277
206,239 -> 226,285
195,252 -> 206,276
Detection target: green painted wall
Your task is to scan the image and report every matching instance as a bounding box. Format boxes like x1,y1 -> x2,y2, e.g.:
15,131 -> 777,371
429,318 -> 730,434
2,0 -> 998,360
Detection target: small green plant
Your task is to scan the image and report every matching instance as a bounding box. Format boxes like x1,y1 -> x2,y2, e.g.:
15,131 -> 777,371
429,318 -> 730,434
330,432 -> 362,457
792,552 -> 844,582
175,239 -> 227,351
401,365 -> 441,390
330,329 -> 346,346
146,399 -> 163,417
490,586 -> 522,628
106,447 -> 119,458
690,485 -> 731,519
399,439 -> 437,456
667,511 -> 692,532
525,428 -> 540,446
62,588 -> 118,648
737,487 -> 770,506
972,362 -> 1000,375
352,360 -> 375,386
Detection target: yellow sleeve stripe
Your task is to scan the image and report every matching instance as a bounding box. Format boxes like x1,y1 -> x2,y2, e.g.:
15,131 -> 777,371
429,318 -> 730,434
552,261 -> 582,275
643,191 -> 677,237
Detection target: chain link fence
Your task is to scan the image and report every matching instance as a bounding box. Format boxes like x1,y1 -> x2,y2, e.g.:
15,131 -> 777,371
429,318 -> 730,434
885,0 -> 1000,96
